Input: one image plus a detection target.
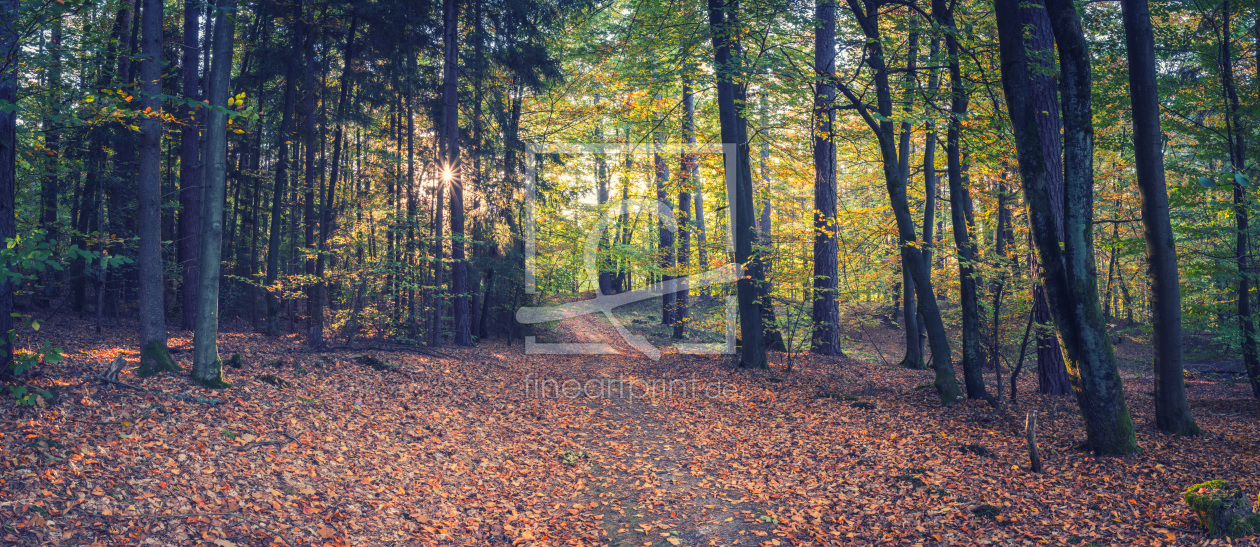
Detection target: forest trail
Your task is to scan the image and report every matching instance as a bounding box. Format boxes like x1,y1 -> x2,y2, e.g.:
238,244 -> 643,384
542,312 -> 777,545
1,315 -> 1259,546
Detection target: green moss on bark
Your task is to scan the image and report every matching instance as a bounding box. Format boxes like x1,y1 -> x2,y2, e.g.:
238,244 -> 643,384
194,360 -> 233,390
1183,480 -> 1260,538
934,366 -> 962,405
138,340 -> 179,377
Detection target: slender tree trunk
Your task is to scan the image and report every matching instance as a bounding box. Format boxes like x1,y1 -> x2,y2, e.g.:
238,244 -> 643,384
444,0 -> 472,346
895,31 -> 924,369
1218,0 -> 1260,399
996,0 -> 1139,454
758,93 -> 786,351
709,0 -> 766,369
0,0 -> 16,375
811,0 -> 842,356
38,16 -> 63,307
137,0 -> 177,376
178,0 -> 203,331
265,4 -> 305,336
1120,0 -> 1202,428
655,91 -> 676,326
301,4 -> 321,348
595,97 -> 613,296
314,13 -> 356,346
677,83 -> 695,340
935,0 -> 987,399
192,0 -> 235,388
840,0 -> 961,402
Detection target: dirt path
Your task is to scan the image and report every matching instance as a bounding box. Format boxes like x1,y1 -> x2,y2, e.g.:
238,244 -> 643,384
545,313 -> 777,545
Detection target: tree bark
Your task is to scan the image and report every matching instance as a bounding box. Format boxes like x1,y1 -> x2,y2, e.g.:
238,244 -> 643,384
996,0 -> 1139,454
314,13 -> 357,347
811,0 -> 843,356
178,0 -> 203,331
1120,0 -> 1201,430
840,0 -> 961,403
445,0 -> 472,346
192,0 -> 235,389
0,0 -> 16,375
265,3 -> 305,336
1218,0 -> 1260,399
709,0 -> 766,369
301,4 -> 320,348
934,0 -> 987,399
1013,0 -> 1075,397
655,91 -> 676,326
137,0 -> 177,377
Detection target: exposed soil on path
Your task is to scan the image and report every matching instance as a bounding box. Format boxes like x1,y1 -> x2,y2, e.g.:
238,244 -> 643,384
541,313 -> 778,545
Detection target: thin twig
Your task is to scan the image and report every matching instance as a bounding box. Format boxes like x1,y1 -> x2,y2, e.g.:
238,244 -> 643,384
95,376 -> 221,405
856,322 -> 893,368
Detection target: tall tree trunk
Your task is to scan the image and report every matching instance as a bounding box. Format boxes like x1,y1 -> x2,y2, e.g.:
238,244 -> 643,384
1121,0 -> 1201,428
837,0 -> 961,403
996,0 -> 1139,454
38,15 -> 62,307
137,0 -> 177,377
758,92 -> 786,351
178,0 -> 203,331
302,4 -> 321,348
596,97 -> 613,296
0,0 -> 16,376
1218,0 -> 1260,398
265,3 -> 305,336
709,0 -> 766,369
677,83 -> 695,340
192,0 -> 235,388
935,0 -> 987,399
896,32 -> 926,367
1017,0 -> 1075,396
811,0 -> 842,356
314,13 -> 356,347
444,0 -> 472,346
655,91 -> 676,326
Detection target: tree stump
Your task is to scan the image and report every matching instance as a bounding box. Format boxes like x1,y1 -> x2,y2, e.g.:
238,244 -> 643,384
1183,480 -> 1260,538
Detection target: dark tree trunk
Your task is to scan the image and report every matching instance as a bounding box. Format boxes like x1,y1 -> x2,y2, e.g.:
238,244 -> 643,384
811,0 -> 842,356
655,95 -> 675,326
677,83 -> 695,340
935,0 -> 987,399
596,97 -> 613,296
1121,0 -> 1201,427
0,0 -> 16,375
137,0 -> 177,376
192,0 -> 235,389
996,0 -> 1139,454
840,0 -> 961,403
38,16 -> 62,307
445,0 -> 472,346
708,0 -> 766,369
896,31 -> 924,370
1019,0 -> 1074,396
178,0 -> 203,331
1218,0 -> 1260,399
758,93 -> 785,351
314,13 -> 357,347
301,4 -> 320,348
265,3 -> 305,336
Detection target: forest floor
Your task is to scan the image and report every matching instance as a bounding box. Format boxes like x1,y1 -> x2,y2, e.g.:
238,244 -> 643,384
1,306 -> 1259,546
